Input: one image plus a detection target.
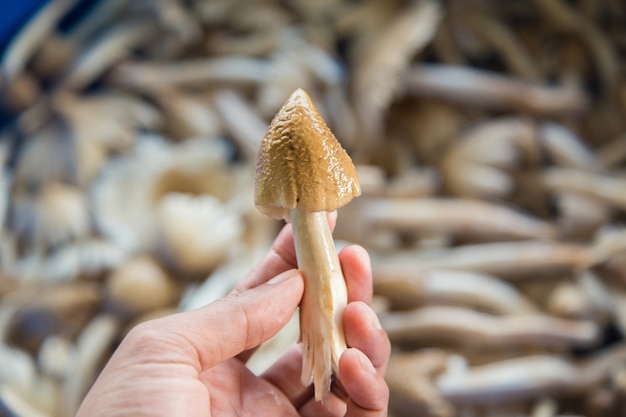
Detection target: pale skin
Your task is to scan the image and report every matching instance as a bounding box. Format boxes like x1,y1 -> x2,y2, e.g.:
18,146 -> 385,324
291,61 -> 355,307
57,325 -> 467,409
76,213 -> 390,417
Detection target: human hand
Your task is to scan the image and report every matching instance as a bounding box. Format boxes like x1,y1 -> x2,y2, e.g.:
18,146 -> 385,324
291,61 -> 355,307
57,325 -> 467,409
76,214 -> 390,416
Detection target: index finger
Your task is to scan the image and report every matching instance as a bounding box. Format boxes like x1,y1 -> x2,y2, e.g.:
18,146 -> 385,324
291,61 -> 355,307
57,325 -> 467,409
235,211 -> 338,292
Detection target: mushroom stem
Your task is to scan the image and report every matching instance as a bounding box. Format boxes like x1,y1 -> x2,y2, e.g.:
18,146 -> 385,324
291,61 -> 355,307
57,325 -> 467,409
380,306 -> 599,349
290,209 -> 347,402
404,64 -> 588,115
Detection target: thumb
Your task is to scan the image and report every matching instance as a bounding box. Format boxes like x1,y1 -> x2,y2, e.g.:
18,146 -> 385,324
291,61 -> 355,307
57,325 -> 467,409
155,268 -> 304,370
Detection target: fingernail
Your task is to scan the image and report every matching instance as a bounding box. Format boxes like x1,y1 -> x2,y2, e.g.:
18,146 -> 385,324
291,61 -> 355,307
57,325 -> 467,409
359,351 -> 377,375
267,269 -> 298,285
367,305 -> 383,330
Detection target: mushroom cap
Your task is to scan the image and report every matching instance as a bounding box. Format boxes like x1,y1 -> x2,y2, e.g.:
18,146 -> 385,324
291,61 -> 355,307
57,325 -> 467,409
255,88 -> 361,220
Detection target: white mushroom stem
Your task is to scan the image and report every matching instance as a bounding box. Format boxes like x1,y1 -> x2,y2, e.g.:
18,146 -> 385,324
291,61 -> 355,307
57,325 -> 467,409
541,168 -> 626,210
290,209 -> 347,402
0,385 -> 50,417
352,0 -> 441,145
554,191 -> 610,238
109,57 -> 271,90
380,306 -> 599,349
63,315 -> 119,416
0,0 -> 77,79
436,346 -> 626,403
464,12 -> 539,80
213,89 -> 266,160
385,351 -> 453,417
373,268 -> 537,314
373,241 -> 590,279
441,117 -> 536,199
349,197 -> 556,241
539,122 -> 598,169
404,64 -> 588,114
534,0 -> 618,93
438,355 -> 579,403
59,20 -> 157,90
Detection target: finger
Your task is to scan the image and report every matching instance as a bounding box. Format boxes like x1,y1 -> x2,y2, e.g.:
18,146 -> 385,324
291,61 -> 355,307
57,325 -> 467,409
132,269 -> 304,371
339,245 -> 372,304
344,302 -> 390,375
300,391 -> 346,417
235,212 -> 338,292
261,345 -> 313,408
201,360 -> 300,417
340,348 -> 389,417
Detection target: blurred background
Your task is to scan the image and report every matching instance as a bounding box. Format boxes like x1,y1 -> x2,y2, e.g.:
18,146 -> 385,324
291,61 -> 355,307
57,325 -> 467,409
1,0 -> 626,416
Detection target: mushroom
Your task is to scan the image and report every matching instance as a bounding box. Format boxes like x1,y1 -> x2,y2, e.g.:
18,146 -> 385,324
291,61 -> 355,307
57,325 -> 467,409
58,19 -> 158,91
63,315 -> 119,416
179,252 -> 255,312
247,308 -> 301,375
536,122 -> 609,238
373,268 -> 537,315
534,0 -> 618,95
91,135 -> 243,253
27,0 -> 132,81
37,335 -> 75,380
108,57 -> 271,91
435,345 -> 626,403
0,0 -> 76,79
386,350 -> 454,417
0,72 -> 40,114
540,168 -> 626,211
149,88 -> 221,141
539,122 -> 598,169
440,116 -> 537,199
546,282 -> 596,320
212,89 -> 267,160
105,255 -> 180,316
156,193 -> 244,275
4,282 -> 101,356
255,38 -> 317,120
463,11 -> 540,80
351,0 -> 442,146
40,238 -> 126,283
337,197 -> 556,245
9,181 -> 90,251
379,306 -> 599,350
254,88 -> 361,401
373,241 -> 591,280
404,64 -> 588,115
0,354 -> 63,414
54,91 -> 161,154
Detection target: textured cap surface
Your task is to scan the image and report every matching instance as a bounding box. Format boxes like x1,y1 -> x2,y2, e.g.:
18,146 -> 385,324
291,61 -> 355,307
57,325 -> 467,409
255,89 -> 361,220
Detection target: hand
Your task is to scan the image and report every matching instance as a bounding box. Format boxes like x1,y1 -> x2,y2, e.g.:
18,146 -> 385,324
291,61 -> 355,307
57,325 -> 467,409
76,214 -> 390,416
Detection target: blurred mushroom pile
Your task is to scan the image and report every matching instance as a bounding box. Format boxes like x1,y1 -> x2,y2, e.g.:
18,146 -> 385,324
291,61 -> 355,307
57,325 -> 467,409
1,0 -> 626,416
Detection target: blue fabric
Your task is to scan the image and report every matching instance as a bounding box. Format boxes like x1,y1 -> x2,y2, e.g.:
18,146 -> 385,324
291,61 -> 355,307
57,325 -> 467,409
0,0 -> 52,56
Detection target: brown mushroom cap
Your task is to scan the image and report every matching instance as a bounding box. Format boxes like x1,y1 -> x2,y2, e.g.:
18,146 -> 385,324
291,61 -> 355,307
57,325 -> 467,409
254,88 -> 361,220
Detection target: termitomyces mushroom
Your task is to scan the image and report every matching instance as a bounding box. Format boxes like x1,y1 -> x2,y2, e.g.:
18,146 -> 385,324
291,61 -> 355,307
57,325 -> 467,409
156,193 -> 243,274
91,135 -> 242,255
254,88 -> 361,401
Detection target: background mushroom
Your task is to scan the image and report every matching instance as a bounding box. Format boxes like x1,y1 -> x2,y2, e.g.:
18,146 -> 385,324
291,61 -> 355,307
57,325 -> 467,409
1,0 -> 626,416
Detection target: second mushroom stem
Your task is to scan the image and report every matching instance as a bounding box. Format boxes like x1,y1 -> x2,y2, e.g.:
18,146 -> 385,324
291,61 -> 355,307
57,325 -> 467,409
290,209 -> 348,402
